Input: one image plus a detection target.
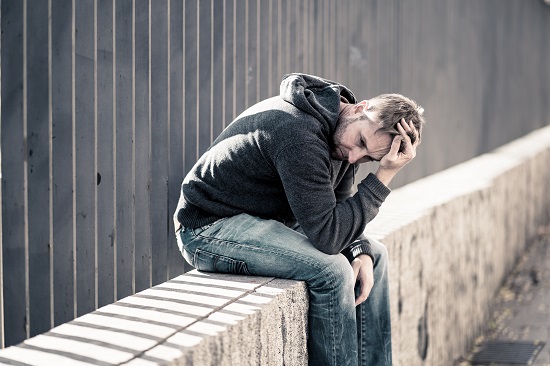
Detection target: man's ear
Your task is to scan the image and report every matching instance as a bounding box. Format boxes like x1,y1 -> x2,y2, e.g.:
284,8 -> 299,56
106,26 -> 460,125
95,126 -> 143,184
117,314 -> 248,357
355,100 -> 368,113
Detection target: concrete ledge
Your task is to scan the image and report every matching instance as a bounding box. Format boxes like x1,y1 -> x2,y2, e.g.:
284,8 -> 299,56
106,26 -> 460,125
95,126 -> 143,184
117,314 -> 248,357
0,271 -> 308,366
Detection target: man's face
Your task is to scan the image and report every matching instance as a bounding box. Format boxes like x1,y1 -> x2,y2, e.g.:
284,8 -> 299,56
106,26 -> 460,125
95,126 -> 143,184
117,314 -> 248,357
331,102 -> 393,164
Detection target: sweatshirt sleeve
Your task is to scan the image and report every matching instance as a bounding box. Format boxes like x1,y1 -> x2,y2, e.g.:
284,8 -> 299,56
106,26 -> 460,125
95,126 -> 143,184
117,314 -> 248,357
274,141 -> 390,254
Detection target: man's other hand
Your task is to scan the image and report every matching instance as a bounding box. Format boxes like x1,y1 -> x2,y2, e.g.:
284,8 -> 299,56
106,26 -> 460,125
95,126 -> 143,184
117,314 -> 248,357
376,118 -> 420,186
351,254 -> 374,306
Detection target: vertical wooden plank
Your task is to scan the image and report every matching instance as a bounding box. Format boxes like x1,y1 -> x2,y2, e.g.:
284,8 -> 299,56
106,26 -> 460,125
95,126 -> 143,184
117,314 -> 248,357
134,0 -> 151,292
150,0 -> 169,286
115,0 -> 135,300
278,0 -> 286,77
333,0 -> 343,83
223,0 -> 235,128
257,0 -> 269,101
246,0 -> 257,108
0,0 -> 3,331
1,0 -> 28,347
271,0 -> 288,81
0,115 -> 3,348
234,0 -> 246,115
267,0 -> 281,97
74,0 -> 96,317
300,0 -> 306,72
96,0 -> 115,309
212,0 -> 224,134
311,0 -> 320,76
26,0 -> 52,337
0,152 -> 2,348
51,0 -> 75,328
184,0 -> 198,170
288,1 -> 300,73
308,0 -> 315,74
198,0 -> 212,152
295,0 -> 307,72
167,0 -> 187,277
323,0 -> 329,78
327,0 -> 333,77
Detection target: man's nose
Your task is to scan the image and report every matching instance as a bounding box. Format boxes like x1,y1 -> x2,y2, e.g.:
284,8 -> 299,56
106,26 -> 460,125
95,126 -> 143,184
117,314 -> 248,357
348,149 -> 362,164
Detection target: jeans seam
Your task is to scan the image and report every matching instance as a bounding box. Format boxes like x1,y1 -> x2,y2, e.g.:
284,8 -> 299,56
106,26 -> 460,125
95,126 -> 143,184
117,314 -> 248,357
312,263 -> 341,366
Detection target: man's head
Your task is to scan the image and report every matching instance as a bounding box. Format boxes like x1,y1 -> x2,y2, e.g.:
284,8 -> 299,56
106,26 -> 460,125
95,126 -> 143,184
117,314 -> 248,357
331,93 -> 425,164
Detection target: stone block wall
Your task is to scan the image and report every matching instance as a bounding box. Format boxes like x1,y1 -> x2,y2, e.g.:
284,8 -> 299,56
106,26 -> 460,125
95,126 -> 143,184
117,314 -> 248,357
0,272 -> 308,366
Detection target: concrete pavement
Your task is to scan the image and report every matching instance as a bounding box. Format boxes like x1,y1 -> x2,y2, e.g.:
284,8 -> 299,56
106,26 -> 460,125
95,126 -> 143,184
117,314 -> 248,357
457,224 -> 550,365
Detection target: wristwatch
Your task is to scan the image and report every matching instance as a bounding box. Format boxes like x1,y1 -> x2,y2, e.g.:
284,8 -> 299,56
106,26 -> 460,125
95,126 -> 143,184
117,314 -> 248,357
341,240 -> 375,264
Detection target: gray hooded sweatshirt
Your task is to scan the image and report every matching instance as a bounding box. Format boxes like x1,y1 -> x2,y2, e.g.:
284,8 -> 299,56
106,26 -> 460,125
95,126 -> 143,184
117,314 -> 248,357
175,73 -> 390,256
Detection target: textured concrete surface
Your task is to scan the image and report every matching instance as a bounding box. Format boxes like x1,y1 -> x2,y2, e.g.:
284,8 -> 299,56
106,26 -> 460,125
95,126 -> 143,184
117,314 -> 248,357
456,227 -> 550,366
0,271 -> 308,366
125,275 -> 308,366
364,125 -> 550,365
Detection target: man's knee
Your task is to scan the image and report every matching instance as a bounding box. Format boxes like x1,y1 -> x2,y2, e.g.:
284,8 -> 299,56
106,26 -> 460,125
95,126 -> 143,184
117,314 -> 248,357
309,254 -> 355,290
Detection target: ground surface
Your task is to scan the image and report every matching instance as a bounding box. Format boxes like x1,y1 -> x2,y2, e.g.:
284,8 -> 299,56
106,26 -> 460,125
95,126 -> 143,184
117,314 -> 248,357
457,225 -> 550,366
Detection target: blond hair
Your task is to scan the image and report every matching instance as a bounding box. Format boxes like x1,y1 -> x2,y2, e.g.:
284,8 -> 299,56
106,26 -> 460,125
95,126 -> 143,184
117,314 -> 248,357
369,93 -> 426,145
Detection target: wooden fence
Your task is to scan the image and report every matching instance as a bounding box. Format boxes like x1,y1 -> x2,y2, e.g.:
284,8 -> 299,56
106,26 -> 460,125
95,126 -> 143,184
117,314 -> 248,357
1,0 -> 549,348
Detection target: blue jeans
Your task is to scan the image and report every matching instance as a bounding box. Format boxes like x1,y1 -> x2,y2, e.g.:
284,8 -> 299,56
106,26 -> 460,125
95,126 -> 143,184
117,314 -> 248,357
176,213 -> 392,365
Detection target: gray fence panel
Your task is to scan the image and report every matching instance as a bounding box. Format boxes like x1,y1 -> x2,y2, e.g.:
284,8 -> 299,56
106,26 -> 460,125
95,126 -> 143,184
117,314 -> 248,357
1,0 -> 27,347
75,0 -> 96,317
114,0 -> 135,300
212,0 -> 224,152
258,0 -> 269,101
223,0 -> 234,130
134,0 -> 152,293
261,0 -> 270,104
150,1 -> 170,286
96,0 -> 115,309
51,0 -> 75,328
246,0 -> 257,109
1,0 -> 550,348
26,0 -> 51,338
167,0 -> 188,278
198,0 -> 212,154
234,0 -> 246,115
183,0 -> 198,172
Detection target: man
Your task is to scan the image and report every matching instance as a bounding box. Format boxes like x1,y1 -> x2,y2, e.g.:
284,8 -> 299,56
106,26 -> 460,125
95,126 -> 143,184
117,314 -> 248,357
174,73 -> 425,365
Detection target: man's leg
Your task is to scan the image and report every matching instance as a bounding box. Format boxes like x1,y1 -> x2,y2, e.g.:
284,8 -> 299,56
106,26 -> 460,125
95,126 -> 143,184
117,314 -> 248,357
176,213 -> 359,366
356,238 -> 392,365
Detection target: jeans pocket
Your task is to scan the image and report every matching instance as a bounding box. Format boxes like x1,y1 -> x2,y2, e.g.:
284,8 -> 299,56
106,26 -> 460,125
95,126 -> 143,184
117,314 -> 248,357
194,248 -> 251,275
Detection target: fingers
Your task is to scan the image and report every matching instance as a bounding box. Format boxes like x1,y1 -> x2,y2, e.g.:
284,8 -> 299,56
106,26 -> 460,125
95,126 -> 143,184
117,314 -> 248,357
355,274 -> 374,306
351,258 -> 361,281
389,134 -> 402,156
399,118 -> 420,146
396,118 -> 420,156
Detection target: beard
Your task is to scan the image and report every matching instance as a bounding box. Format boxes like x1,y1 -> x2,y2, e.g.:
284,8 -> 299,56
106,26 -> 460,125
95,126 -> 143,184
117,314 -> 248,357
330,116 -> 356,160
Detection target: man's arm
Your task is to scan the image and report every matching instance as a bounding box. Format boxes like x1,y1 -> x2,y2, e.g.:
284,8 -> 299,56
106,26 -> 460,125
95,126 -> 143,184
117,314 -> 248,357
275,142 -> 390,255
353,118 -> 420,305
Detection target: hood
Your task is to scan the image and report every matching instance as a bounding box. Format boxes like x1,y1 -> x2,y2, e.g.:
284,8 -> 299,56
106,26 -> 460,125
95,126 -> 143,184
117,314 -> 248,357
279,73 -> 357,134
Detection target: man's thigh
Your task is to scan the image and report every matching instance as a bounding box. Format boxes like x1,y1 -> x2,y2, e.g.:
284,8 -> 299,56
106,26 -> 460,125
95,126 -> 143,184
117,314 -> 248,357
178,213 -> 344,281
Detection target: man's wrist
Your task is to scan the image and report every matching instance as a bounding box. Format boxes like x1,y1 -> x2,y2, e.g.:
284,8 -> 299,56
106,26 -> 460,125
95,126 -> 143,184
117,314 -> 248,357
342,241 -> 375,264
375,167 -> 398,186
